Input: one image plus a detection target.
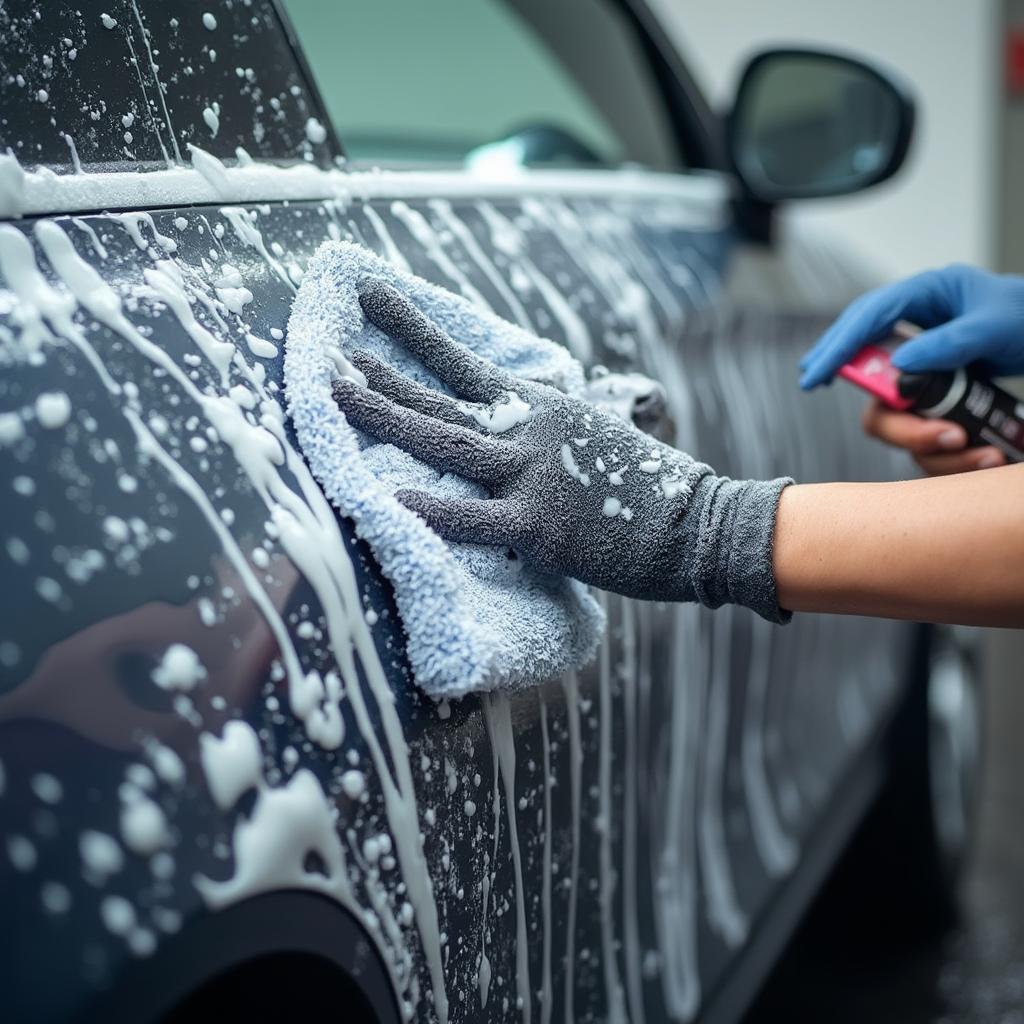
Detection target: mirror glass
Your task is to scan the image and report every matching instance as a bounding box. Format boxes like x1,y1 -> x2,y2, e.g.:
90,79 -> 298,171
732,54 -> 904,199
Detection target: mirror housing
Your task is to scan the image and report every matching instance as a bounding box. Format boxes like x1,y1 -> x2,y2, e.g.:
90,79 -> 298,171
727,48 -> 915,205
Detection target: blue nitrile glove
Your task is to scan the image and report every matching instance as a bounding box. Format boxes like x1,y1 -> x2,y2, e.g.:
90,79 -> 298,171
799,265 -> 1024,389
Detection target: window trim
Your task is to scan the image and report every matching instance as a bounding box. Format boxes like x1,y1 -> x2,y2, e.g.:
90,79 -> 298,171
271,0 -> 347,162
8,161 -> 732,219
619,0 -> 728,171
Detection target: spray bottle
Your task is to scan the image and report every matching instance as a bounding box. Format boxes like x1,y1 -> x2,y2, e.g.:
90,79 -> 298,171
838,340 -> 1024,463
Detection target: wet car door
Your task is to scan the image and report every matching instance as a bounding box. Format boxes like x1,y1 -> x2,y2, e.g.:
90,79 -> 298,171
283,0 -> 914,1020
0,0 -> 913,1021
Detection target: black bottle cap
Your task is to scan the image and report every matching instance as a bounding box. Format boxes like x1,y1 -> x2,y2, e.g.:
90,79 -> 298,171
897,372 -> 929,401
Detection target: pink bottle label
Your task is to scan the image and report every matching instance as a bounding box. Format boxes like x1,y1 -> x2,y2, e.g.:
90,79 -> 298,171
838,344 -> 915,410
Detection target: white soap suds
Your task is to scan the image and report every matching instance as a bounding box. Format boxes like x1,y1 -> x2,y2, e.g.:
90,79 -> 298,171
304,117 -> 327,145
187,143 -> 232,198
340,770 -> 366,800
8,835 -> 36,871
584,370 -> 667,423
151,644 -> 206,691
100,12 -> 117,29
31,773 -> 63,804
560,443 -> 591,487
41,881 -> 72,914
100,895 -> 135,935
35,391 -> 71,429
200,721 -> 263,810
194,769 -> 352,910
36,577 -> 63,603
110,212 -> 177,253
464,391 -> 533,434
120,792 -> 170,855
0,153 -> 26,219
660,476 -> 689,500
2,159 -> 718,222
148,743 -> 185,786
80,830 -> 124,878
215,285 -> 253,315
0,413 -> 25,448
127,764 -> 156,791
103,515 -> 130,543
202,104 -> 220,138
328,346 -> 368,387
245,333 -> 278,359
202,11 -> 217,30
129,928 -> 157,957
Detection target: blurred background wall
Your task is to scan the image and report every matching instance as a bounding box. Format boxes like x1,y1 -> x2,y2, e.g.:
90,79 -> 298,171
652,0 -> 1002,277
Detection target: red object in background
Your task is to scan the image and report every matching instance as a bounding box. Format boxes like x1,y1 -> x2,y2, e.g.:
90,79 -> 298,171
1007,27 -> 1024,95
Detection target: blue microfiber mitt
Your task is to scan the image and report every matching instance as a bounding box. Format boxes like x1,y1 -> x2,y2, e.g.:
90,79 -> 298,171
285,240 -> 605,698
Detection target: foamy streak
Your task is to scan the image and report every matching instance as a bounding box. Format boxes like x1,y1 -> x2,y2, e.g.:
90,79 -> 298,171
363,202 -> 413,274
476,201 -> 594,363
25,219 -> 448,1020
619,599 -> 647,1024
556,197 -> 704,1015
597,596 -> 628,1023
561,672 -> 583,1023
390,200 -> 490,311
701,282 -> 797,879
699,607 -> 749,946
484,693 -> 532,1023
4,145 -> 731,218
429,199 -> 534,330
538,697 -> 554,1024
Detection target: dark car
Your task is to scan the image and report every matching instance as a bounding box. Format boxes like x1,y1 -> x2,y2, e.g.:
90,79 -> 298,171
0,2 -> 981,1021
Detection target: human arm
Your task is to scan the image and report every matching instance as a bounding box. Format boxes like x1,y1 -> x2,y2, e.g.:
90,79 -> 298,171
773,465 -> 1024,627
334,279 -> 791,621
336,280 -> 1024,630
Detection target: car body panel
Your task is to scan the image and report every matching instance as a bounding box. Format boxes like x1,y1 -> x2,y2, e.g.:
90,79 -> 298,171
0,3 -> 913,1022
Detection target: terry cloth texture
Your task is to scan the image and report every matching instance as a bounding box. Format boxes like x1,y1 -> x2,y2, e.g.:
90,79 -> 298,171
285,240 -> 605,698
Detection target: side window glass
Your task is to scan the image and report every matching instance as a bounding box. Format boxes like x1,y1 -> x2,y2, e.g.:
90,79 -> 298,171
281,0 -> 683,171
0,1 -> 334,172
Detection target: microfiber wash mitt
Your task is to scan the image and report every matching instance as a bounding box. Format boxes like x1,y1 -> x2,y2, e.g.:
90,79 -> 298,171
285,240 -> 605,698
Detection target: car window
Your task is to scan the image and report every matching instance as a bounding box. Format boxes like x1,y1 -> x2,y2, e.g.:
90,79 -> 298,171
281,0 -> 684,171
0,1 -> 335,172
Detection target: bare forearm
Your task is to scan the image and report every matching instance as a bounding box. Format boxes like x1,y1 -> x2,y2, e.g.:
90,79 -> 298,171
773,464 -> 1024,627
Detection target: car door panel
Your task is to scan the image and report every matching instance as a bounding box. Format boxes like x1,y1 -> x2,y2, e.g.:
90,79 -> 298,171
1,181 -> 911,1023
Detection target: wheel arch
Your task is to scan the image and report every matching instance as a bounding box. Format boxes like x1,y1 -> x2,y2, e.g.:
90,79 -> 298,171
83,891 -> 401,1024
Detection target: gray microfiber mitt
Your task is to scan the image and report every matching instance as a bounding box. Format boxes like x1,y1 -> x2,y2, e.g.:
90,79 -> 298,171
336,279 -> 793,624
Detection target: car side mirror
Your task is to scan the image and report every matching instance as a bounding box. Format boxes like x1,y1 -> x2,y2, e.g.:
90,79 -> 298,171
727,48 -> 915,203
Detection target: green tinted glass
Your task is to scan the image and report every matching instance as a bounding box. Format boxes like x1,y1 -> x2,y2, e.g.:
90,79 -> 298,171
283,0 -> 681,170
